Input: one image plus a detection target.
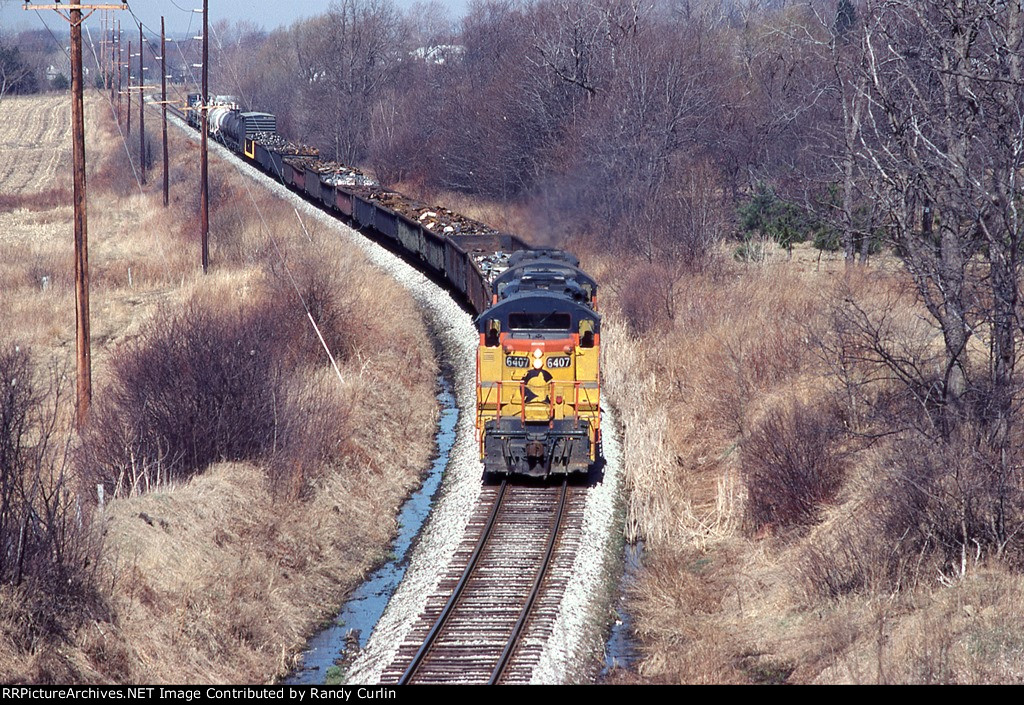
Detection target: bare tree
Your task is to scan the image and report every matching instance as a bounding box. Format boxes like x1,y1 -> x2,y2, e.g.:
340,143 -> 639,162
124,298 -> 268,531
310,0 -> 405,163
856,0 -> 1024,550
0,42 -> 37,107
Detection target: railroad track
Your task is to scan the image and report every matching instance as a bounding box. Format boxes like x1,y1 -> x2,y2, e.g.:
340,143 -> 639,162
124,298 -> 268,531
164,105 -> 596,683
381,479 -> 585,685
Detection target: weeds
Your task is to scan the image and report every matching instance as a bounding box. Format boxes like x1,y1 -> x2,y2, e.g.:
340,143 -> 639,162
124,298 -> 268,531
0,344 -> 105,652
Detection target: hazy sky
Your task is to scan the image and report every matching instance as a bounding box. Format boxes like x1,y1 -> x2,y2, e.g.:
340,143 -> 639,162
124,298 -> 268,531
0,1 -> 469,37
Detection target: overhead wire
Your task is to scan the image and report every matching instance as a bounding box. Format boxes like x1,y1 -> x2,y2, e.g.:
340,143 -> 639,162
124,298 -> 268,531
125,4 -> 345,381
29,5 -> 342,378
30,7 -> 181,278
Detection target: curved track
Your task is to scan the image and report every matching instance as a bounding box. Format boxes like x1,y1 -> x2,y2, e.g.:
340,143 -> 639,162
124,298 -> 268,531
165,105 -> 607,684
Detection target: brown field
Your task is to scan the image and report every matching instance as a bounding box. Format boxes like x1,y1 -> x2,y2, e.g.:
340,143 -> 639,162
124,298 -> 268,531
0,93 -> 438,683
0,94 -> 74,195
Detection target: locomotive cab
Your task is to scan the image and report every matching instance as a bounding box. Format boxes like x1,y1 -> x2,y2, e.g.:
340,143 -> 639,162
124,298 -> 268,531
476,282 -> 601,477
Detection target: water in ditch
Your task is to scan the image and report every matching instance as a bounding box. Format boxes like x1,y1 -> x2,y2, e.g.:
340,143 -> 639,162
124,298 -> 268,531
601,539 -> 643,677
285,375 -> 458,685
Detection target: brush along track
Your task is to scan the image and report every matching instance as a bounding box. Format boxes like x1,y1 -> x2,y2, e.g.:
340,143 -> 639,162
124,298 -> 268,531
383,480 -> 586,685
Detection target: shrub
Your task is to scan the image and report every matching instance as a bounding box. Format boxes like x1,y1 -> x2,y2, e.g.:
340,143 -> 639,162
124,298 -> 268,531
80,266 -> 359,501
81,299 -> 296,495
799,427 -> 1024,600
0,345 -> 104,649
616,262 -> 678,336
742,399 -> 846,531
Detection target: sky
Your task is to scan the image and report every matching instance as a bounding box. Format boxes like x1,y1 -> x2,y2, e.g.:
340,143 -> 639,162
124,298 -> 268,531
0,0 -> 470,37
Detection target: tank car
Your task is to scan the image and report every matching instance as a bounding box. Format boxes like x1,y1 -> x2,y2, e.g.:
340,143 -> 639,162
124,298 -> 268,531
475,250 -> 601,477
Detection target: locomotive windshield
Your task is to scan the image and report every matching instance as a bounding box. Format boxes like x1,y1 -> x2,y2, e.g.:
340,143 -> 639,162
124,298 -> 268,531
508,312 -> 571,331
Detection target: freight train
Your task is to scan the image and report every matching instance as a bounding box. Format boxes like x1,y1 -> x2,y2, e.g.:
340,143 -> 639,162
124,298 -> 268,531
183,96 -> 601,477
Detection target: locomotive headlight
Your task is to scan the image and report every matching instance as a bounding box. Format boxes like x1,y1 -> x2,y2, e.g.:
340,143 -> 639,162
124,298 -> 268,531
533,348 -> 543,359
533,358 -> 543,369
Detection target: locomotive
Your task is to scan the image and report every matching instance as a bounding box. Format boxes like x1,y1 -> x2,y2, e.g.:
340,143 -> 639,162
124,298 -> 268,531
181,97 -> 602,477
476,251 -> 601,476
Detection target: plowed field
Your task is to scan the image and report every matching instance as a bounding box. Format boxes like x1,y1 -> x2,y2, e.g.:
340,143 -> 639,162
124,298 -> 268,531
0,93 -> 75,195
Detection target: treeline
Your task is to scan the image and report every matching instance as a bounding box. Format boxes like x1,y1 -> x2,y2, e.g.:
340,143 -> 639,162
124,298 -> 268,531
208,0 -> 918,262
0,29 -> 78,96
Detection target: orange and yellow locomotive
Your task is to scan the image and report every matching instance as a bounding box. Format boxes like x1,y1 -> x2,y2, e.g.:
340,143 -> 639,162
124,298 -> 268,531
475,251 -> 601,477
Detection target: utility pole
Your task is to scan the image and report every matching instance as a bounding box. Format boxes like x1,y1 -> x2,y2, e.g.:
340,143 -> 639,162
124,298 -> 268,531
22,2 -> 128,428
110,22 -> 116,108
99,11 -> 105,89
138,21 -> 145,184
162,17 -> 168,207
111,21 -> 116,100
200,0 -> 209,273
117,21 -> 122,124
126,38 -> 131,137
110,21 -> 115,100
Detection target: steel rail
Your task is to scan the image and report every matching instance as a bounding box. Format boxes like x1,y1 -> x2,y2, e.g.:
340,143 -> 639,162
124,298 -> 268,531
397,479 -> 509,685
488,479 -> 569,684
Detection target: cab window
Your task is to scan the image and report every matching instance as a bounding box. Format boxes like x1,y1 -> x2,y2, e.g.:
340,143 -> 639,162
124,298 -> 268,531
508,312 -> 571,330
485,320 -> 500,347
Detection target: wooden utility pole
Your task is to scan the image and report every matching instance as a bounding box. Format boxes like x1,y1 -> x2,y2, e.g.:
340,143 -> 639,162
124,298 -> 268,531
99,11 -> 105,89
138,22 -> 145,184
117,22 -> 122,123
102,11 -> 110,90
162,17 -> 168,207
200,0 -> 209,273
126,39 -> 131,136
22,2 -> 128,428
70,11 -> 90,427
110,23 -> 116,106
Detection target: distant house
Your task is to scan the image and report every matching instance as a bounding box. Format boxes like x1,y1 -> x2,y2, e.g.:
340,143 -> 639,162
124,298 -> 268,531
409,45 -> 466,65
45,54 -> 88,84
45,53 -> 70,82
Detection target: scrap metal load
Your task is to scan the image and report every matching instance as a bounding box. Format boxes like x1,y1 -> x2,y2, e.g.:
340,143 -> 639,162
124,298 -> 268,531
308,160 -> 376,188
240,119 -> 527,304
252,132 -> 318,157
366,192 -> 512,281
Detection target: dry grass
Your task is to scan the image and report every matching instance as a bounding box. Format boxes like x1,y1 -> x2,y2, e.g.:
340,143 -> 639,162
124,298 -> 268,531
588,244 -> 1024,684
0,94 -> 438,683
